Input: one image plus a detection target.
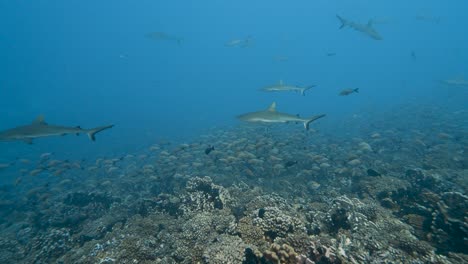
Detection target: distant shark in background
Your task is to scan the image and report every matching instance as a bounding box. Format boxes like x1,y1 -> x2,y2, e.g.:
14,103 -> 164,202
336,15 -> 383,40
0,115 -> 114,144
146,32 -> 183,44
439,76 -> 468,87
261,80 -> 316,96
415,15 -> 441,24
225,36 -> 252,47
237,102 -> 326,130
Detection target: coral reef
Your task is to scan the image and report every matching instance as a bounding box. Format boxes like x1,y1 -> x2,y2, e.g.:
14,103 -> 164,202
180,176 -> 231,214
262,243 -> 298,264
0,108 -> 466,263
202,235 -> 246,264
253,206 -> 305,240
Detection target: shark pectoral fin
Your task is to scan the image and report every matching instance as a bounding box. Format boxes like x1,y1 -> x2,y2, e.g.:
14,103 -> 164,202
87,125 -> 114,141
304,114 -> 326,130
75,126 -> 81,136
23,138 -> 33,144
267,102 -> 277,112
33,115 -> 47,125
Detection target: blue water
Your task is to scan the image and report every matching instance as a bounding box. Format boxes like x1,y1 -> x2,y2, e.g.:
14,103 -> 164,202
1,2 -> 468,262
1,1 -> 467,175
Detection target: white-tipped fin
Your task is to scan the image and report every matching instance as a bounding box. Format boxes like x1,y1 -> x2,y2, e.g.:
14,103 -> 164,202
267,102 -> 277,112
33,115 -> 47,125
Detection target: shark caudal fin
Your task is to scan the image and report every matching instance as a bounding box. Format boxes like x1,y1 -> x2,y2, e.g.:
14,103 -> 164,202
336,15 -> 347,29
354,88 -> 359,93
304,114 -> 326,130
301,85 -> 316,96
87,125 -> 114,141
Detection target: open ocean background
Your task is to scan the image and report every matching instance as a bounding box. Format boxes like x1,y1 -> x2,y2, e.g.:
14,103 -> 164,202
1,0 -> 466,164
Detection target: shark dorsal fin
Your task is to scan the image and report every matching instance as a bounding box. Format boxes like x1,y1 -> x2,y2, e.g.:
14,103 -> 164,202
267,102 -> 277,112
33,115 -> 47,125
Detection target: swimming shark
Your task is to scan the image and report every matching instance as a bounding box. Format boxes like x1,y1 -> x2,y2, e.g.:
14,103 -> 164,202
261,80 -> 316,96
415,15 -> 441,24
336,15 -> 383,40
237,102 -> 326,130
225,36 -> 252,47
0,115 -> 114,144
439,76 -> 468,87
146,32 -> 183,44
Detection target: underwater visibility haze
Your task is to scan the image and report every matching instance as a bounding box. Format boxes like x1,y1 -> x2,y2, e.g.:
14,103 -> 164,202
0,0 -> 467,263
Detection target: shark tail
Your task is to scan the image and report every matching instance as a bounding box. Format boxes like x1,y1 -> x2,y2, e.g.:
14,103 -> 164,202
354,88 -> 359,93
336,15 -> 347,29
304,114 -> 326,130
87,125 -> 114,141
301,85 -> 316,96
